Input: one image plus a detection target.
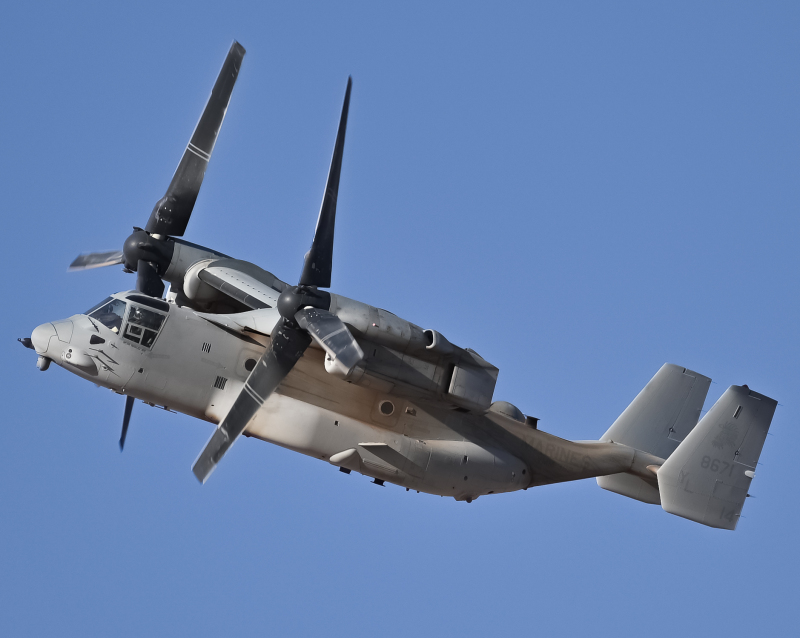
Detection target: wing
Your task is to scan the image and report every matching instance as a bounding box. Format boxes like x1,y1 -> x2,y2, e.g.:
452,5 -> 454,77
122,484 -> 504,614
194,258 -> 288,309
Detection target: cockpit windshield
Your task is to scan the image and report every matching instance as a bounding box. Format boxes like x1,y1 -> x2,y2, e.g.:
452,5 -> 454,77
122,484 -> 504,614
84,295 -> 168,348
87,297 -> 127,333
122,305 -> 166,348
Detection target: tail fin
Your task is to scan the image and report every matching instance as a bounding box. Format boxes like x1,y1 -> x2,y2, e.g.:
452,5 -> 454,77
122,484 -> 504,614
600,363 -> 711,458
597,364 -> 711,504
657,385 -> 777,530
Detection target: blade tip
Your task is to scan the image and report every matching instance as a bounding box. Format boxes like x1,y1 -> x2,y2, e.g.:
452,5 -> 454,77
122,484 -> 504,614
192,459 -> 215,484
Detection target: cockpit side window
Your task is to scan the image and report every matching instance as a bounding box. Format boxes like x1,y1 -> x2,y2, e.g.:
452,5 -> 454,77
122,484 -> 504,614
122,305 -> 166,348
88,298 -> 127,334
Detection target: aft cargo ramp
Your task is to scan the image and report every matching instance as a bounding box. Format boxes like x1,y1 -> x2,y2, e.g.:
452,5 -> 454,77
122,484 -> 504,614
657,385 -> 777,530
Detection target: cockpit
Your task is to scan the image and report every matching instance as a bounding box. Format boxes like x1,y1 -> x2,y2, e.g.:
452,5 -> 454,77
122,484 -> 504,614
85,297 -> 126,333
85,293 -> 170,349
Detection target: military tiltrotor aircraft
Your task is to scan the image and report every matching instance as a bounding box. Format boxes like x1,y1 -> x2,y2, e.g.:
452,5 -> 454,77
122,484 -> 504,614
20,41 -> 778,530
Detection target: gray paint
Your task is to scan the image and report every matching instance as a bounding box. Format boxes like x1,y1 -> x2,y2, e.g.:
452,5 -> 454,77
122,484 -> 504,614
27,295 -> 779,526
658,385 -> 777,530
600,363 -> 711,460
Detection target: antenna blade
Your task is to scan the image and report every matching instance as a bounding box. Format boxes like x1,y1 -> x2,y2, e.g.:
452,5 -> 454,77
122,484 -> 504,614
145,41 -> 246,237
298,77 -> 352,288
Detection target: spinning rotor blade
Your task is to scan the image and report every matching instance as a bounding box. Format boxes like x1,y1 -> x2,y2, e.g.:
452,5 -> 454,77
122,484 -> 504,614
145,41 -> 246,238
119,395 -> 135,451
299,77 -> 352,288
68,250 -> 124,271
192,320 -> 312,483
295,307 -> 363,373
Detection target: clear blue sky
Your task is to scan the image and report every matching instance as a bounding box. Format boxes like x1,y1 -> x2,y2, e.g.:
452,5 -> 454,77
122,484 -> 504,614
2,2 -> 798,636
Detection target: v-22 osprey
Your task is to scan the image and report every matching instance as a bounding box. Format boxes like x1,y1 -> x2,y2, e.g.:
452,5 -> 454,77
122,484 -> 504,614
20,42 -> 778,530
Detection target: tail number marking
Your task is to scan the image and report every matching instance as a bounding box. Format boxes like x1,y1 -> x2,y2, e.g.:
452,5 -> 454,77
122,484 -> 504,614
700,456 -> 735,477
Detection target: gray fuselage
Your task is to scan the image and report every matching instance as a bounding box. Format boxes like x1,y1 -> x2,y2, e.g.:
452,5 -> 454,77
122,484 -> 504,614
32,293 -> 543,501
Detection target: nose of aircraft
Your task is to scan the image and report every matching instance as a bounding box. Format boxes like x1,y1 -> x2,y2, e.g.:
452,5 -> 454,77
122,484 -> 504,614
31,322 -> 57,354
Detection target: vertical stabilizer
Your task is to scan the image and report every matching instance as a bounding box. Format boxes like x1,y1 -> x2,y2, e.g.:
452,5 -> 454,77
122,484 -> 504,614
657,385 -> 777,530
600,363 -> 711,459
597,364 -> 711,503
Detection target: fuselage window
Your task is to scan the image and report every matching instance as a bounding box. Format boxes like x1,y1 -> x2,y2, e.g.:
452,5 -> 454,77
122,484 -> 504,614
88,298 -> 127,334
123,305 -> 166,348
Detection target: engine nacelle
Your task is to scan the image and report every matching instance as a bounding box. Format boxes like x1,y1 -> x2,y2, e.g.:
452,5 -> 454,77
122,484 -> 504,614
327,294 -> 497,411
423,329 -> 453,355
182,259 -> 222,303
162,239 -> 229,288
329,293 -> 441,354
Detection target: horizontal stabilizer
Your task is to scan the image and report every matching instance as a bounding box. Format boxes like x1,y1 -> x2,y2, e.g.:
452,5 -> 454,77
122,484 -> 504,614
657,385 -> 777,530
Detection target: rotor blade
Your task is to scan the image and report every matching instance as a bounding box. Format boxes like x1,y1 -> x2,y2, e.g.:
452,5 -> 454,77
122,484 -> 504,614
119,395 -> 135,451
145,41 -> 246,237
136,259 -> 165,298
298,77 -> 352,288
295,306 -> 363,373
192,319 -> 311,483
69,250 -> 124,271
